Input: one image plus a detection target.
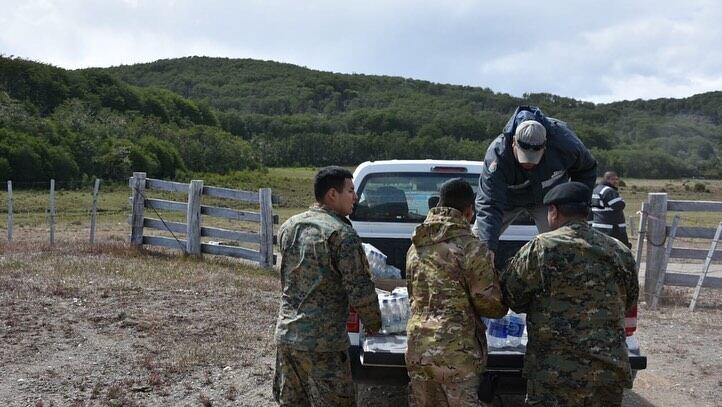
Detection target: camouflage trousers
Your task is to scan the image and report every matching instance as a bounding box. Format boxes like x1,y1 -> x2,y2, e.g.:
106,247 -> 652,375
273,344 -> 355,407
409,377 -> 492,407
524,379 -> 624,407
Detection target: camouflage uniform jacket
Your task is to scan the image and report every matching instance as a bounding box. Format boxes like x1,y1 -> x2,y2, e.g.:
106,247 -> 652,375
502,220 -> 639,387
274,205 -> 381,352
406,207 -> 508,383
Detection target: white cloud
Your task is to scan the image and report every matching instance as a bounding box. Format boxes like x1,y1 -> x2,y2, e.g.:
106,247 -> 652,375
1,0 -> 721,102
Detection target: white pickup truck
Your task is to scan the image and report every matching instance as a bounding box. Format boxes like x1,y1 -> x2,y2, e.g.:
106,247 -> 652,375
345,159 -> 646,399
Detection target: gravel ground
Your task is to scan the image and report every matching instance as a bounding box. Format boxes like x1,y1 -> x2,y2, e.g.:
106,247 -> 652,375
1,242 -> 721,406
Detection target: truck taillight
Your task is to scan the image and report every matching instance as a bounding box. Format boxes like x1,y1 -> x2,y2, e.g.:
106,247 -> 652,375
625,305 -> 638,336
347,308 -> 360,333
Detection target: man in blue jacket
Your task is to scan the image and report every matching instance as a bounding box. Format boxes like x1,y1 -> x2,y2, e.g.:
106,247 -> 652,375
473,106 -> 597,264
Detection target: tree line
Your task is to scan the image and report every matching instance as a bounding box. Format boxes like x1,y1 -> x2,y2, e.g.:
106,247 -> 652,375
1,55 -> 721,184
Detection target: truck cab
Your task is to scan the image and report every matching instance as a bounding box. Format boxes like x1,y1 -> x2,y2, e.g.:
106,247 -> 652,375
346,159 -> 646,398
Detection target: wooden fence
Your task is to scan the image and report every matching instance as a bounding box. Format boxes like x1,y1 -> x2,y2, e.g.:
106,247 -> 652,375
643,193 -> 722,306
129,172 -> 277,267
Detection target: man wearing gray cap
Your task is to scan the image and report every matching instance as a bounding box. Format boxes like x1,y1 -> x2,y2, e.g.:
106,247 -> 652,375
473,105 -> 597,266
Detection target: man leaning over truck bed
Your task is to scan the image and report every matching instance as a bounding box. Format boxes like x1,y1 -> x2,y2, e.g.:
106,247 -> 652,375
473,105 -> 597,266
273,166 -> 382,407
502,182 -> 639,407
406,178 -> 508,407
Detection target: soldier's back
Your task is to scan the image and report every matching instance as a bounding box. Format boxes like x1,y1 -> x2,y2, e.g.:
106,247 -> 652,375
523,221 -> 634,386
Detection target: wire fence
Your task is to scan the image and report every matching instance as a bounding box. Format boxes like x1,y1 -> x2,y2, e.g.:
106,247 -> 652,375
1,179 -> 131,246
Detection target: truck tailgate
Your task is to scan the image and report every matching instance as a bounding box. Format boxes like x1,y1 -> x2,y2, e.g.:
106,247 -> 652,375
359,335 -> 647,370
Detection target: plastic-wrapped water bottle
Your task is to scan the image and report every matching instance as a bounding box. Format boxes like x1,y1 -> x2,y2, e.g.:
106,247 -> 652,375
363,243 -> 389,279
399,295 -> 409,323
486,317 -> 508,348
380,299 -> 392,334
506,312 -> 526,347
385,264 -> 402,279
389,297 -> 403,333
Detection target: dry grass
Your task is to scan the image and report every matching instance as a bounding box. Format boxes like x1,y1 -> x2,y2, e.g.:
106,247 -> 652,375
0,241 -> 280,405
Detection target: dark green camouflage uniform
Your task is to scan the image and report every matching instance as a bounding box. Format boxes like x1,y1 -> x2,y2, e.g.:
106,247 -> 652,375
273,205 -> 382,406
502,220 -> 639,407
406,207 -> 508,407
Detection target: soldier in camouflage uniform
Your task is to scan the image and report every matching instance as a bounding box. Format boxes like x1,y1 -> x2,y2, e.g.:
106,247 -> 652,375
406,178 -> 508,407
273,166 -> 382,407
502,182 -> 639,407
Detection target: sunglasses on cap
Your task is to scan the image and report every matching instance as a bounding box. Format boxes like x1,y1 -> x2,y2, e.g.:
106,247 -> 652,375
515,139 -> 546,151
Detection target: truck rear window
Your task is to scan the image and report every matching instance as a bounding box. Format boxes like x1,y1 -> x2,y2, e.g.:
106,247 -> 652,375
351,172 -> 480,223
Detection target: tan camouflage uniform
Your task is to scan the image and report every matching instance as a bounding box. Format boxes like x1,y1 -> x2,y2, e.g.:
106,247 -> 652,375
273,205 -> 382,406
406,207 -> 508,407
502,220 -> 639,407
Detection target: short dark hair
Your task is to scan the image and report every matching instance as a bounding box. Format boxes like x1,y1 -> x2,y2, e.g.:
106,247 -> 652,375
554,202 -> 589,219
604,171 -> 619,181
314,166 -> 353,202
438,178 -> 475,213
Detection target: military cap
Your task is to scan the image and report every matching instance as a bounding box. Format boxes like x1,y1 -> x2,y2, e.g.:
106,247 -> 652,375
543,181 -> 591,206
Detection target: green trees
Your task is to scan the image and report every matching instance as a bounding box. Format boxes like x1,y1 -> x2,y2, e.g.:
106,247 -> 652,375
0,57 -> 253,183
1,55 -> 722,180
0,128 -> 79,181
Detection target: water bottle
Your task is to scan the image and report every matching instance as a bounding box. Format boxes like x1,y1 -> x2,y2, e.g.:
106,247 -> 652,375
364,244 -> 386,279
389,297 -> 402,333
506,312 -> 526,347
369,252 -> 378,276
486,317 -> 508,348
399,295 -> 409,324
380,299 -> 391,334
371,251 -> 388,278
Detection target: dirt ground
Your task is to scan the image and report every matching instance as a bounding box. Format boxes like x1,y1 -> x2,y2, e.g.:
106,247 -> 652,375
1,242 -> 722,406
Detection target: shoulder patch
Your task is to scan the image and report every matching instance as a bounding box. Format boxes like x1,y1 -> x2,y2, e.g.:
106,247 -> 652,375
488,160 -> 497,173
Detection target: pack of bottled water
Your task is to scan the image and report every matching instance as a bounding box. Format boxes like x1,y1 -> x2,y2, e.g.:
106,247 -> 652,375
505,312 -> 526,347
484,311 -> 526,348
377,287 -> 410,335
363,243 -> 386,276
382,265 -> 402,279
362,243 -> 401,279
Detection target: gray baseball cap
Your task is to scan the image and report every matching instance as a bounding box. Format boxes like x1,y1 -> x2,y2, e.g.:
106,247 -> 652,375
513,120 -> 547,164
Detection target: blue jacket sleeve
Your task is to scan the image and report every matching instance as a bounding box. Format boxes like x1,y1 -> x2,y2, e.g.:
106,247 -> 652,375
568,136 -> 597,191
474,141 -> 508,252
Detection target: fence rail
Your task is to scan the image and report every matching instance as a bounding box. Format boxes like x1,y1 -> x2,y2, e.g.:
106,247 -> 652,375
644,193 -> 722,307
129,172 -> 277,267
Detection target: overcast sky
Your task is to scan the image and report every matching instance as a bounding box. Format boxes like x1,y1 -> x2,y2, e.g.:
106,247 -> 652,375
2,0 -> 721,103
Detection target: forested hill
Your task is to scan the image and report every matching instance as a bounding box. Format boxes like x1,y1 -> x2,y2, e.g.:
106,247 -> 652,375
2,56 -> 721,184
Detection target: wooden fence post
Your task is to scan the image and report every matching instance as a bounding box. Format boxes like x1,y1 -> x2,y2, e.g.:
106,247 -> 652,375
650,215 -> 681,310
644,193 -> 668,303
186,180 -> 203,257
49,179 -> 56,245
130,172 -> 146,246
259,188 -> 274,268
89,178 -> 100,243
6,181 -> 12,242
